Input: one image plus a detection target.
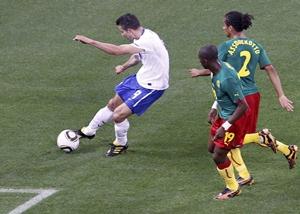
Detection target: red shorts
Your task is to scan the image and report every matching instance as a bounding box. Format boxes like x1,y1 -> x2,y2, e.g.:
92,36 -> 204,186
211,112 -> 249,150
244,93 -> 260,133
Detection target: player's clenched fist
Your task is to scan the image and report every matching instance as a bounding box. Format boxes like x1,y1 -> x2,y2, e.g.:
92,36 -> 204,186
73,35 -> 92,44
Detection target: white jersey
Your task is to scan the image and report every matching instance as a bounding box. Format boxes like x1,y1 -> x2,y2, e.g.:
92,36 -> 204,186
130,28 -> 169,90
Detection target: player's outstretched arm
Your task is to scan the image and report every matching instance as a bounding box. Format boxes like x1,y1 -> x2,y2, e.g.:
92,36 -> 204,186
188,68 -> 211,77
115,54 -> 141,74
73,35 -> 142,55
264,65 -> 294,112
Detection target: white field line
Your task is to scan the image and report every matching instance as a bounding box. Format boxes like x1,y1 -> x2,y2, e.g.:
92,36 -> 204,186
0,188 -> 58,214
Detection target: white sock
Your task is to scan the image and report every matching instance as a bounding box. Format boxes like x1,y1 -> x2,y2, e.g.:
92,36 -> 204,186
83,106 -> 113,135
114,119 -> 130,146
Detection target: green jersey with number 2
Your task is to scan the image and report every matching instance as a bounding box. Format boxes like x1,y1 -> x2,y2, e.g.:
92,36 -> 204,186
218,38 -> 271,96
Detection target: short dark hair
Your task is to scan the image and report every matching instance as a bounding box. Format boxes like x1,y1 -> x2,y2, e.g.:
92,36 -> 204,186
225,11 -> 254,32
115,13 -> 140,30
198,45 -> 218,61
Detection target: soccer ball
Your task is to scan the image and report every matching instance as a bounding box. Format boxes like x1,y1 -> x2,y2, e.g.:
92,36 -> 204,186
57,129 -> 80,153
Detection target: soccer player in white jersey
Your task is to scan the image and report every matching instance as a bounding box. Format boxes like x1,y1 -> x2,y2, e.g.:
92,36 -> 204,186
73,13 -> 169,157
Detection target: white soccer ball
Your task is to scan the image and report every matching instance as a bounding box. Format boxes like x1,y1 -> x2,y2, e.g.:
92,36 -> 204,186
57,129 -> 80,153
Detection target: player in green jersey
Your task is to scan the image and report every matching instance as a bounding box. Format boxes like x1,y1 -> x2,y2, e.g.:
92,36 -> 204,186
199,44 -> 249,200
189,11 -> 297,182
219,11 -> 297,170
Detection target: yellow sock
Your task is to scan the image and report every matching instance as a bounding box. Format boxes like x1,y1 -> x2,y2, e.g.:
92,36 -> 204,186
243,133 -> 260,145
217,162 -> 239,191
227,148 -> 251,179
276,140 -> 290,156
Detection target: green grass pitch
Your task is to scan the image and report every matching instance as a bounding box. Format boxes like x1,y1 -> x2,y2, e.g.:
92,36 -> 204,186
0,0 -> 299,213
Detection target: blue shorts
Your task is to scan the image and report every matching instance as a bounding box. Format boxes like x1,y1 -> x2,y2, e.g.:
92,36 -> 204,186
115,74 -> 165,116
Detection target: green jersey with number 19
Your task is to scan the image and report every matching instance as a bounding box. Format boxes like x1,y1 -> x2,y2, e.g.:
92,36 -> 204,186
212,61 -> 245,120
218,38 -> 271,96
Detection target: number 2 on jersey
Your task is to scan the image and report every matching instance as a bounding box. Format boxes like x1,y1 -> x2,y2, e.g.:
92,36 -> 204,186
238,50 -> 251,77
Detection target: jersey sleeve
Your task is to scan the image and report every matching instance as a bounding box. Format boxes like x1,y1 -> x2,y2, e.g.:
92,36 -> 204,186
222,77 -> 244,103
258,45 -> 272,69
130,36 -> 151,52
218,42 -> 228,61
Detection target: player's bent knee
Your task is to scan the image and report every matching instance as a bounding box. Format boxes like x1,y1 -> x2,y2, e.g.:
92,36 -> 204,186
212,152 -> 227,164
112,109 -> 126,123
112,113 -> 124,123
208,141 -> 214,153
208,146 -> 214,153
212,153 -> 219,163
107,99 -> 116,111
